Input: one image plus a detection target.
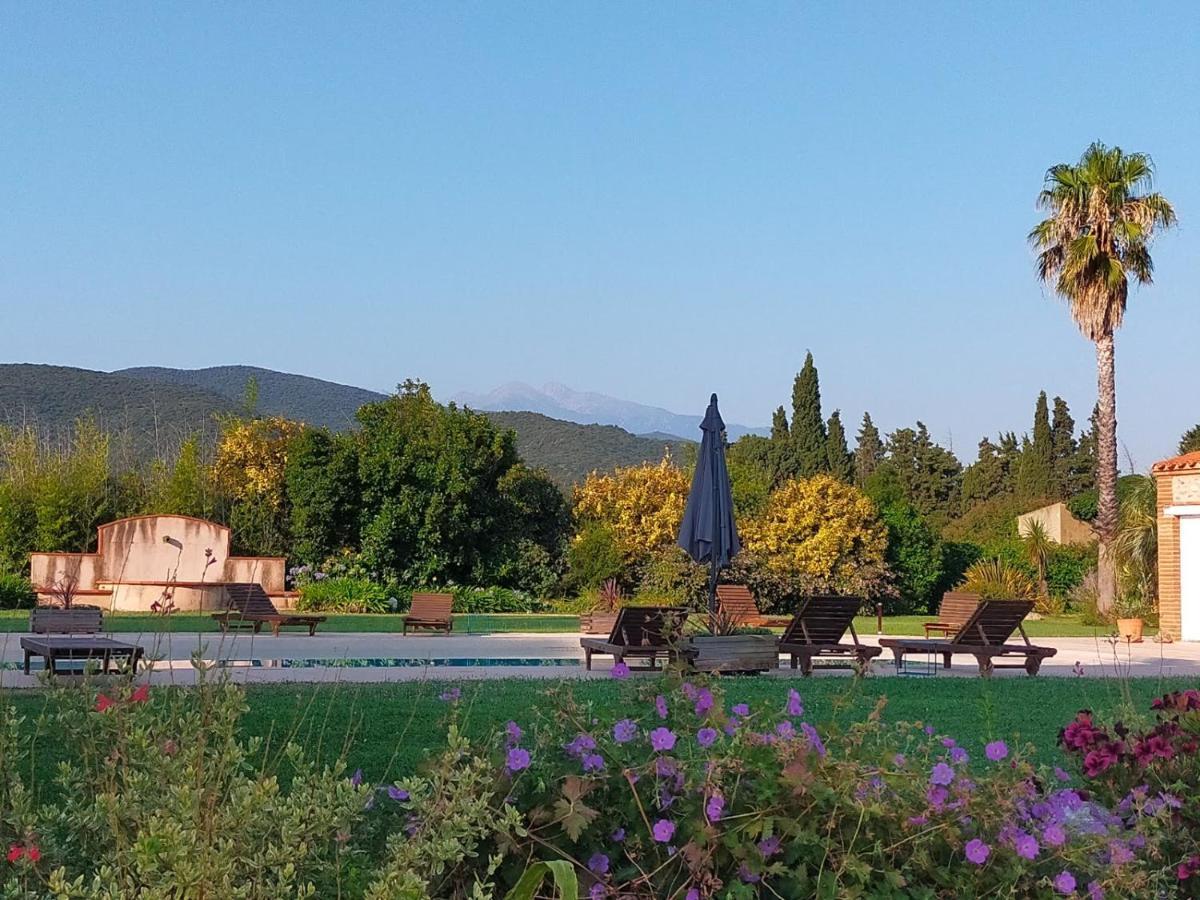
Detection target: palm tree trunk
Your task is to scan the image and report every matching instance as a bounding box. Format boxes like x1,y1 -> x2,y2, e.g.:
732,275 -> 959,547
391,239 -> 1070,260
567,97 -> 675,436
1094,332 -> 1119,613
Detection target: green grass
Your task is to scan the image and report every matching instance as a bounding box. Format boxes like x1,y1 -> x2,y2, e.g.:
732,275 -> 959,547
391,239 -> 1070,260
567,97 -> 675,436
6,676 -> 1195,794
0,610 -> 1128,637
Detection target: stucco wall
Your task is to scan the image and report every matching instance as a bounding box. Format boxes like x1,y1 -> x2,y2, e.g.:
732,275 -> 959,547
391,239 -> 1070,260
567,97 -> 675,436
1016,502 -> 1097,546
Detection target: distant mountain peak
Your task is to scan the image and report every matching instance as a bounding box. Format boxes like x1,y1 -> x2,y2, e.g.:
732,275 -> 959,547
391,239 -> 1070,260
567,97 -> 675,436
450,382 -> 767,441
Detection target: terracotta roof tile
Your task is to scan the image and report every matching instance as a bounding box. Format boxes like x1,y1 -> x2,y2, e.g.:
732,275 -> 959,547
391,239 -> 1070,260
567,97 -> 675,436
1151,451 -> 1200,474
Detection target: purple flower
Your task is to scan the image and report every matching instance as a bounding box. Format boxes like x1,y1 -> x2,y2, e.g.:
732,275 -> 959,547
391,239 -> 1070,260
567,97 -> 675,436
685,890 -> 700,900
652,819 -> 675,842
589,884 -> 606,900
506,747 -> 531,773
965,838 -> 990,864
655,695 -> 669,719
801,722 -> 826,757
506,721 -> 523,745
1054,871 -> 1077,894
985,740 -> 1009,762
950,746 -> 969,765
565,733 -> 597,757
924,725 -> 935,735
775,721 -> 797,739
386,785 -> 409,802
732,703 -> 750,716
1109,841 -> 1134,866
1087,882 -> 1105,900
588,852 -> 610,875
1014,832 -> 1039,860
610,661 -> 630,679
738,865 -> 761,884
697,727 -> 719,748
1043,823 -> 1066,847
786,689 -> 804,717
893,753 -> 906,767
1054,766 -> 1072,782
758,836 -> 781,858
930,763 -> 955,786
694,688 -> 714,716
705,793 -> 724,821
439,687 -> 461,702
582,753 -> 605,772
613,719 -> 638,743
610,827 -> 625,842
649,727 -> 677,752
942,737 -> 957,748
350,769 -> 363,787
926,785 -> 948,809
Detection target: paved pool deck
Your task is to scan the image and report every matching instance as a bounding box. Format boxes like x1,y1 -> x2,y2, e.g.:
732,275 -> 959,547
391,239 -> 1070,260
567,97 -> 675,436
1,629 -> 1198,687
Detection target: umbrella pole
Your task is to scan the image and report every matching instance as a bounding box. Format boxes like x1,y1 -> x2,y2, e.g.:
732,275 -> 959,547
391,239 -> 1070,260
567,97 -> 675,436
708,427 -> 721,623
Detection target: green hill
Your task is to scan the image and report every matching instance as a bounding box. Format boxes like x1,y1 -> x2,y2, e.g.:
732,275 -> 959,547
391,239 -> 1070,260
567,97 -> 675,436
483,411 -> 687,487
116,365 -> 385,431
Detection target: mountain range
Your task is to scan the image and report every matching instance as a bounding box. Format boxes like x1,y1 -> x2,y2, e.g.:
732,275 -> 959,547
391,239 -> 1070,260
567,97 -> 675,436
0,364 -> 687,485
452,381 -> 766,441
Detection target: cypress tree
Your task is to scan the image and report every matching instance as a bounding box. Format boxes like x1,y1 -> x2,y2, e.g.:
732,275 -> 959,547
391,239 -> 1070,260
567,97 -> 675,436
1050,397 -> 1077,499
854,412 -> 885,486
1015,391 -> 1054,500
790,352 -> 828,477
961,437 -> 1005,509
768,406 -> 792,484
825,410 -> 853,482
1181,425 -> 1200,455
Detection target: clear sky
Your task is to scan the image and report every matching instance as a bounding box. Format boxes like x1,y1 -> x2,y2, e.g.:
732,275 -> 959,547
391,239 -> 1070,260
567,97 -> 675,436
2,2 -> 1196,467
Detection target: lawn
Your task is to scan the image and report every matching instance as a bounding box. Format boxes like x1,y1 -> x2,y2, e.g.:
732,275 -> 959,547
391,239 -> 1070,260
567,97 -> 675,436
5,675 -> 1194,799
0,609 -> 1131,637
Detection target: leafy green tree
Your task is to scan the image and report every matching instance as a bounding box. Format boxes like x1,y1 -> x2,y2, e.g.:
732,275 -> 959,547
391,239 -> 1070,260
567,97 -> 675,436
853,412 -> 885,487
1015,391 -> 1054,500
144,436 -> 222,521
1179,425 -> 1200,455
285,429 -> 362,566
356,381 -> 523,585
725,435 -> 773,518
864,474 -> 944,614
825,410 -> 853,482
882,423 -> 962,528
961,438 -> 1007,509
1049,397 -> 1078,498
1030,141 -> 1177,612
789,352 -> 828,477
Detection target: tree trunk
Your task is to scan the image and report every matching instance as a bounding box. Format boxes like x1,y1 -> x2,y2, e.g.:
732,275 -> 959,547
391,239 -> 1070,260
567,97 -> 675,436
1094,332 -> 1119,613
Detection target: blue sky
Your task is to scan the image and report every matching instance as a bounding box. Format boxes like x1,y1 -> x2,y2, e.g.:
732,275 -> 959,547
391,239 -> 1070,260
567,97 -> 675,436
1,2 -> 1197,467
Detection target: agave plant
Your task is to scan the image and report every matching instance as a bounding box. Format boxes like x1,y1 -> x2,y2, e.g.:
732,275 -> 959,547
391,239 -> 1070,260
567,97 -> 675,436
957,558 -> 1036,601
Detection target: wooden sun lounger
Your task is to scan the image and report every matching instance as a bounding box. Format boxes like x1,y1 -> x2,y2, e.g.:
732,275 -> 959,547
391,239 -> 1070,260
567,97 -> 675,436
777,595 -> 882,675
923,591 -> 981,638
580,607 -> 693,671
402,593 -> 454,635
212,583 -> 326,636
715,584 -> 791,628
879,599 -> 1056,677
24,607 -> 144,674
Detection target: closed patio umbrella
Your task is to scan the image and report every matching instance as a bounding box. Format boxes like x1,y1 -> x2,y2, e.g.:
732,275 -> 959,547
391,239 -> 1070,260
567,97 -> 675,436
677,393 -> 741,615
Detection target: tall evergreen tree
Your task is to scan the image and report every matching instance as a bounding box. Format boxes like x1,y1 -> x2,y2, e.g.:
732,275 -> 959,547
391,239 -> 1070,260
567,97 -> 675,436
1050,396 -> 1077,498
825,410 -> 853,482
997,431 -> 1021,495
1070,405 -> 1099,495
1015,391 -> 1054,500
790,352 -> 828,477
768,406 -> 791,485
1179,425 -> 1200,455
853,412 -> 885,486
885,423 -> 963,527
960,438 -> 1006,509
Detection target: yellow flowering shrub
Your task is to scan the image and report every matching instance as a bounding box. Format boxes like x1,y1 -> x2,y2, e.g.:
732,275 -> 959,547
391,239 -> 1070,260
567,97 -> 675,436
213,417 -> 305,508
741,475 -> 887,587
573,457 -> 689,557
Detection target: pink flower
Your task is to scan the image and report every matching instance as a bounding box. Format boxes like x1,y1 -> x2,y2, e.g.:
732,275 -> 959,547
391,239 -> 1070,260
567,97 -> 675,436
1043,823 -> 1066,847
1054,871 -> 1077,894
929,763 -> 954,786
649,727 -> 676,752
129,684 -> 150,704
984,740 -> 1008,762
652,819 -> 675,842
1014,832 -> 1039,860
95,694 -> 114,713
24,846 -> 39,863
6,845 -> 23,863
964,838 -> 990,864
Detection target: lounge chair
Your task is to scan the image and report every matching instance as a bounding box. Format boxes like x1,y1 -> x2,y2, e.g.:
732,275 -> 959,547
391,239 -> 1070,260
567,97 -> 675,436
777,595 -> 882,675
922,591 -> 981,638
212,583 -> 326,636
879,599 -> 1056,676
23,607 -> 144,675
580,606 -> 693,671
715,584 -> 791,628
402,593 -> 454,635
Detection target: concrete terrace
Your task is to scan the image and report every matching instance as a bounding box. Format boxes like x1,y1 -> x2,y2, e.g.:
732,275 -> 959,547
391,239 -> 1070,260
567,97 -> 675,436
3,629 -> 1199,687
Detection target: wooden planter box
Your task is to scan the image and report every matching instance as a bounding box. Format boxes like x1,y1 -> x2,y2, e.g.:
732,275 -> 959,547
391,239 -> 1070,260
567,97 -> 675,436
579,612 -> 619,635
687,635 -> 779,674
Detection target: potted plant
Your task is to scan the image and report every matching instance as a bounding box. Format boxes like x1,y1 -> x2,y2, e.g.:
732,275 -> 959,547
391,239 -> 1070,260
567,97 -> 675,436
1114,593 -> 1147,643
579,579 -> 624,635
686,605 -> 779,674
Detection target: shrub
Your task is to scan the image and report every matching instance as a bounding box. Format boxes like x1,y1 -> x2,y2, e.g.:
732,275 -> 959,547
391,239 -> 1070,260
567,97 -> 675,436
957,558 -> 1036,600
635,547 -> 709,609
296,576 -> 389,613
567,523 -> 627,591
394,585 -> 546,614
1046,543 -> 1097,601
875,499 -> 943,614
572,457 -> 689,558
0,572 -> 35,609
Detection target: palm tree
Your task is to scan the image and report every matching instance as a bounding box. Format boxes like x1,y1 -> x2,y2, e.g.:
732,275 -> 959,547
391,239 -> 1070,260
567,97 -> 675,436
1029,142 -> 1176,613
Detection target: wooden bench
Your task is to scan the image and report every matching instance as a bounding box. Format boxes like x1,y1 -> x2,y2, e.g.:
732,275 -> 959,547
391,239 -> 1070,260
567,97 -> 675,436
715,585 -> 791,628
777,595 -> 882,675
580,607 -> 694,671
212,584 -> 326,636
24,607 -> 143,675
402,593 -> 454,635
880,599 -> 1057,677
923,591 -> 981,638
